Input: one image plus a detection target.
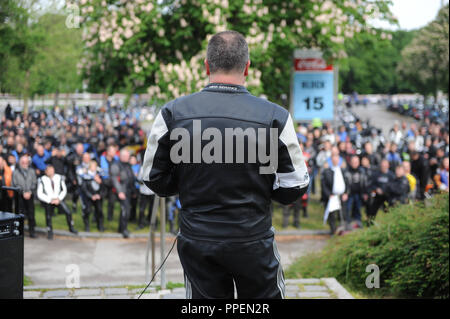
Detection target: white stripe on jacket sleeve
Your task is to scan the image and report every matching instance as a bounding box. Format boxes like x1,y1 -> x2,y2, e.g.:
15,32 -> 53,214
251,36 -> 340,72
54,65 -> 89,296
274,114 -> 310,190
142,110 -> 169,183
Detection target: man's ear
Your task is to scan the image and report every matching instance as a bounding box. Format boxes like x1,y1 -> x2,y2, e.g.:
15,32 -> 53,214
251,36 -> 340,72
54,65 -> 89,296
204,59 -> 210,76
244,60 -> 251,76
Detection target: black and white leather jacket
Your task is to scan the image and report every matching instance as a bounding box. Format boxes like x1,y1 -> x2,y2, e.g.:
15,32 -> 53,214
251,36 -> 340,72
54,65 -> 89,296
142,83 -> 309,241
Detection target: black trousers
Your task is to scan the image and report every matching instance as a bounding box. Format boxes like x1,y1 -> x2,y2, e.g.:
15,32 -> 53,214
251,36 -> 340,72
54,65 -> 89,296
18,197 -> 35,231
118,196 -> 130,233
83,197 -> 104,230
327,206 -> 351,234
138,194 -> 155,226
369,195 -> 388,221
129,192 -> 138,221
104,184 -> 115,220
42,201 -> 74,232
416,180 -> 427,200
68,182 -> 79,211
282,198 -> 302,228
363,196 -> 373,221
177,232 -> 285,299
327,210 -> 339,235
0,192 -> 13,212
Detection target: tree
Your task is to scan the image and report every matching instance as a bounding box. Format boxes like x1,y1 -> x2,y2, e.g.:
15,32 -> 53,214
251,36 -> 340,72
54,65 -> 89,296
0,0 -> 18,88
339,30 -> 416,94
78,0 -> 396,106
28,13 -> 83,106
1,1 -> 84,111
397,4 -> 449,98
0,0 -> 45,114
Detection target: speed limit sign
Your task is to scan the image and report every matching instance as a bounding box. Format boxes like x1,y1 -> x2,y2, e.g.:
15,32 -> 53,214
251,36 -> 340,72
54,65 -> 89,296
291,49 -> 334,121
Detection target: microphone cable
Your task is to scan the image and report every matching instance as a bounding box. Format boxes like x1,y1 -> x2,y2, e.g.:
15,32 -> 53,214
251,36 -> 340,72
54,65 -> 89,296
137,234 -> 179,299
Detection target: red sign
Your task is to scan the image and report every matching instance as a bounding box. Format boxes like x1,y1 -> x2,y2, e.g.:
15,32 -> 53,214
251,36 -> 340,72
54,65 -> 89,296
294,58 -> 333,71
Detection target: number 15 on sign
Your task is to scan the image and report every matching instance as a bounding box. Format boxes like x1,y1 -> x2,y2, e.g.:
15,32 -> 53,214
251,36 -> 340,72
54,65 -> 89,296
292,72 -> 334,121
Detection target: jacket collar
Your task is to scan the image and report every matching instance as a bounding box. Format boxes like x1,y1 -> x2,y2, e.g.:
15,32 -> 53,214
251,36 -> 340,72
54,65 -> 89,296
202,83 -> 249,94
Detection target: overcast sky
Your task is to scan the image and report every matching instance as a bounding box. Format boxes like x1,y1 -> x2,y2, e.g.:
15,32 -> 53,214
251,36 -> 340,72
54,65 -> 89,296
371,0 -> 449,30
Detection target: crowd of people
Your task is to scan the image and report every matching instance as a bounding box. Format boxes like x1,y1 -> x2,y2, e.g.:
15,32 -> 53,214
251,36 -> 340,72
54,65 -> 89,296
1,102 -> 449,239
283,111 -> 449,235
0,103 -> 159,239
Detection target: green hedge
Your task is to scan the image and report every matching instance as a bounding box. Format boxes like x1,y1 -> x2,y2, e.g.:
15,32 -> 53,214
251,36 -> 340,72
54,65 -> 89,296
285,193 -> 449,298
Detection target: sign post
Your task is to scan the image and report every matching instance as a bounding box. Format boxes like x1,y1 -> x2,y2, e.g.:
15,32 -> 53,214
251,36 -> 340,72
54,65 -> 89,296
290,49 -> 334,122
160,197 -> 166,290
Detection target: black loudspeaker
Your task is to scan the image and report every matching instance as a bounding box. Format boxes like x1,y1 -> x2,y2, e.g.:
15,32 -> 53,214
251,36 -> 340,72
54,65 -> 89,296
0,212 -> 24,299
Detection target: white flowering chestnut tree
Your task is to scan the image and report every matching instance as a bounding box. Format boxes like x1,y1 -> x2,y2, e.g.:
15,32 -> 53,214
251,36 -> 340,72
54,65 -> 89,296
76,0 -> 395,105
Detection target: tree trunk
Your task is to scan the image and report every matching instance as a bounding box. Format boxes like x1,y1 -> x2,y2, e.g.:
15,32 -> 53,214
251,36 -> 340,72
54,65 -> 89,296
23,70 -> 30,115
65,92 -> 70,109
102,91 -> 108,109
54,89 -> 59,108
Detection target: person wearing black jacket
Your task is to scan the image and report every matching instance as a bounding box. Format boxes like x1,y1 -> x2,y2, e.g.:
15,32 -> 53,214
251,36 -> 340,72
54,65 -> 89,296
142,31 -> 309,299
410,150 -> 430,200
386,165 -> 410,206
46,147 -> 67,175
0,156 -> 13,212
80,160 -> 104,232
344,155 -> 367,227
360,156 -> 374,220
368,159 -> 394,223
65,143 -> 84,212
362,142 -> 381,167
4,103 -> 13,120
321,154 -> 349,235
110,148 -> 135,238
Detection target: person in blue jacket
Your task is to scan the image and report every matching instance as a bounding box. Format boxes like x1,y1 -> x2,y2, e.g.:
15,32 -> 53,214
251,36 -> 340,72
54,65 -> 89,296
32,144 -> 51,177
99,144 -> 119,221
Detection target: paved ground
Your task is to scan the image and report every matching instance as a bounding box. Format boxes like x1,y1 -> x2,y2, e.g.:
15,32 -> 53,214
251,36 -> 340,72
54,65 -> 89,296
351,103 -> 417,137
24,278 -> 353,299
24,232 -> 328,287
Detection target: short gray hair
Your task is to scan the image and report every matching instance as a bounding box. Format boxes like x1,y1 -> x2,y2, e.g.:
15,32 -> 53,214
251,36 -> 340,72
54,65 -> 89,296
206,31 -> 249,74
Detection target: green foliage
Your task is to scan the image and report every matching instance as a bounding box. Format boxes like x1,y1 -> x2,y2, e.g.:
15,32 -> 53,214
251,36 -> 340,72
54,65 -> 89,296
28,13 -> 83,97
24,275 -> 33,286
339,30 -> 416,94
0,1 -> 83,110
286,193 -> 449,298
159,281 -> 185,290
0,0 -> 41,95
397,5 -> 449,97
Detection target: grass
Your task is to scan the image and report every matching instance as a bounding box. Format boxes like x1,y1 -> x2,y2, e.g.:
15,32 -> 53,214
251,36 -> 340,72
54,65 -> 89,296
156,281 -> 185,290
24,275 -> 33,286
109,281 -> 184,291
272,198 -> 327,231
34,199 -> 153,234
30,176 -> 328,233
